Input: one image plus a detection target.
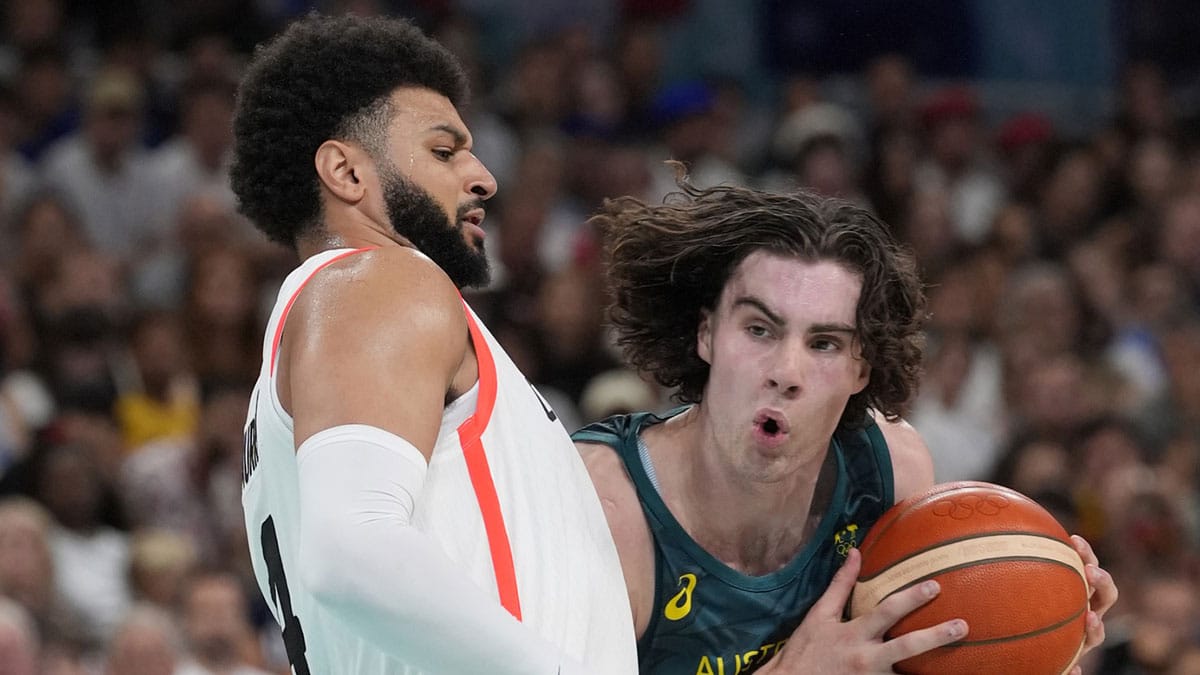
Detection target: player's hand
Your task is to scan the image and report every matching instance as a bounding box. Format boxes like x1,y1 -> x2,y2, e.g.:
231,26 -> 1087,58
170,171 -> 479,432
756,548 -> 967,674
1068,534 -> 1117,675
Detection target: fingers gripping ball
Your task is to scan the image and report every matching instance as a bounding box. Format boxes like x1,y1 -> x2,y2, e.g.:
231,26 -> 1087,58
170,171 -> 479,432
849,481 -> 1089,675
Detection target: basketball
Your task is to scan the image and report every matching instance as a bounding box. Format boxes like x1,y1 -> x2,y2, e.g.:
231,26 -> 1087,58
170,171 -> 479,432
849,481 -> 1090,675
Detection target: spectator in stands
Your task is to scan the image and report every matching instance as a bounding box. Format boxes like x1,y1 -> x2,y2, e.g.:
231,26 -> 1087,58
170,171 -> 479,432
39,67 -> 162,261
33,443 -> 130,645
0,595 -> 39,675
177,571 -> 271,675
103,604 -> 182,675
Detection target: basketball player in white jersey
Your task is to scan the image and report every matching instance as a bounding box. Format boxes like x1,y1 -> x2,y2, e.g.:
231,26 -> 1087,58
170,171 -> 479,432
229,14 -> 635,674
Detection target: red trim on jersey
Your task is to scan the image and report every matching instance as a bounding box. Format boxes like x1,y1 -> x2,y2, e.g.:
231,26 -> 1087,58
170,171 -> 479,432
270,252 -> 520,617
269,247 -> 378,376
456,302 -> 521,619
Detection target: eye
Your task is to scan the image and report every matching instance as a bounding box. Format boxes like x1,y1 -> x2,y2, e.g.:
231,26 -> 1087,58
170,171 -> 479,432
811,337 -> 841,352
747,324 -> 770,338
432,148 -> 454,161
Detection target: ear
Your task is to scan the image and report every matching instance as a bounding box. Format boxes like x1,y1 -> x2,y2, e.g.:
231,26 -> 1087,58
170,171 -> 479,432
314,140 -> 371,205
696,309 -> 713,365
851,350 -> 871,395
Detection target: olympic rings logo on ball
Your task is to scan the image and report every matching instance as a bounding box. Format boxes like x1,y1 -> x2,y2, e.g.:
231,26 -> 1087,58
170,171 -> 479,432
931,494 -> 1011,519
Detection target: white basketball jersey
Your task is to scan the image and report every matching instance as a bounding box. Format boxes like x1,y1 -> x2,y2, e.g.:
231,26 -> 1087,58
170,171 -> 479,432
242,248 -> 636,674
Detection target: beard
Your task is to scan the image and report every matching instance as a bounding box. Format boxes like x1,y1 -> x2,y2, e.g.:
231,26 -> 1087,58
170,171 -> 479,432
379,163 -> 490,289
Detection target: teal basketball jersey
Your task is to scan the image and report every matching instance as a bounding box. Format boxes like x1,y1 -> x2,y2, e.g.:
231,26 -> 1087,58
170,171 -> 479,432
572,409 -> 894,675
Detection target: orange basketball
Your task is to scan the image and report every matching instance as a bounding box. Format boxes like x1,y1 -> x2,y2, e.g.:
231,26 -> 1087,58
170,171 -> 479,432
849,481 -> 1090,675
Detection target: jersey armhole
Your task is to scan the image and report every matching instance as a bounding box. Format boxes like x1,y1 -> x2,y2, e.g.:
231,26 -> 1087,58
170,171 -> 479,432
270,247 -> 378,377
637,537 -> 666,662
865,421 -> 895,506
267,247 -> 379,431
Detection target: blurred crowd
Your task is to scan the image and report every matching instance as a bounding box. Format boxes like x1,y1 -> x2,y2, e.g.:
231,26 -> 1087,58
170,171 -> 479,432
0,0 -> 1196,674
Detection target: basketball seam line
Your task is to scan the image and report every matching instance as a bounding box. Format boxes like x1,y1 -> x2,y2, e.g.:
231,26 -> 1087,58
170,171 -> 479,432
932,606 -> 1088,647
866,554 -> 1087,589
850,534 -> 1086,618
857,531 -> 1071,583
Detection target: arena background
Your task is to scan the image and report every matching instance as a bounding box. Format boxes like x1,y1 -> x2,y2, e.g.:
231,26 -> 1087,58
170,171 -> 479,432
0,0 -> 1196,672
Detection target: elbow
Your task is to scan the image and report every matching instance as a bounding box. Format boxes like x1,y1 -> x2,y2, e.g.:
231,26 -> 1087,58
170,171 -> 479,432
296,509 -> 357,605
298,556 -> 343,607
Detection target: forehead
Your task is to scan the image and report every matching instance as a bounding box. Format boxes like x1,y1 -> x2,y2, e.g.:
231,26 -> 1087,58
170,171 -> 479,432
385,87 -> 469,140
720,251 -> 862,321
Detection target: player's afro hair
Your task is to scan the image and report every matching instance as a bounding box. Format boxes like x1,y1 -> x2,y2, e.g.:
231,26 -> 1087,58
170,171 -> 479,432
230,14 -> 468,247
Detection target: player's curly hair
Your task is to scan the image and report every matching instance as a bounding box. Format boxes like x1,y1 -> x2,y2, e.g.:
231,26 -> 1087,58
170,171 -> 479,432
593,178 -> 927,429
230,14 -> 467,247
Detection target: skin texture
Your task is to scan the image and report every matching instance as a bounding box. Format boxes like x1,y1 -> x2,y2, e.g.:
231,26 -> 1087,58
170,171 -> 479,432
690,255 -> 871,489
278,87 -> 497,457
581,252 -> 1117,673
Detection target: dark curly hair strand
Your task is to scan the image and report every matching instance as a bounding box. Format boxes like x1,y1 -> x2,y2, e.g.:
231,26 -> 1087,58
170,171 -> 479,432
592,178 -> 926,430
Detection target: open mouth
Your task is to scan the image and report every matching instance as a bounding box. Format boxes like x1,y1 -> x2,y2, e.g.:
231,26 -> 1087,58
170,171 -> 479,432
753,410 -> 790,440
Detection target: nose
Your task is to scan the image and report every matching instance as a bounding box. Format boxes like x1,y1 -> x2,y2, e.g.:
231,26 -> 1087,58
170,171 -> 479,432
466,154 -> 498,201
767,346 -> 806,398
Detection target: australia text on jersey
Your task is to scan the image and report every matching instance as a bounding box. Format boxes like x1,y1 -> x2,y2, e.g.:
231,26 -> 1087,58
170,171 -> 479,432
694,638 -> 787,675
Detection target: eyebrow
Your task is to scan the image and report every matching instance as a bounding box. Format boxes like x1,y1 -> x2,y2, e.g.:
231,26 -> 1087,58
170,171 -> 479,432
733,297 -> 784,325
427,123 -> 469,148
731,296 -> 857,334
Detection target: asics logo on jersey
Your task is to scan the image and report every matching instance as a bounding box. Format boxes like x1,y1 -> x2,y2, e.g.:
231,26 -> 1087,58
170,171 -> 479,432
664,573 -> 697,621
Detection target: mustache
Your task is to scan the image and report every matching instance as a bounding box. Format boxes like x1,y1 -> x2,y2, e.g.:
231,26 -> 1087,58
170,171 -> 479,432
456,199 -> 486,221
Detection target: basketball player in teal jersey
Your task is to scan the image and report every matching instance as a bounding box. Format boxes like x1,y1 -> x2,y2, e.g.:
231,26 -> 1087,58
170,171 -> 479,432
574,181 -> 1118,673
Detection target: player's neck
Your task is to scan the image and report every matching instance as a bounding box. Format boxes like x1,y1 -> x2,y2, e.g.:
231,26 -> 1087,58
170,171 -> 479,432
296,232 -> 396,259
296,209 -> 415,260
653,409 -> 833,575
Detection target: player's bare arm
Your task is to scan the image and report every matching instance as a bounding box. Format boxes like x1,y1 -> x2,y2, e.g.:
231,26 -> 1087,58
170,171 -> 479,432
280,246 -> 471,455
578,440 -> 656,637
268,249 -> 589,674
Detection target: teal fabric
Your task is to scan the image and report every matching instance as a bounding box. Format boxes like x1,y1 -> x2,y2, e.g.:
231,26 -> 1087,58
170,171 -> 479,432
573,410 -> 894,674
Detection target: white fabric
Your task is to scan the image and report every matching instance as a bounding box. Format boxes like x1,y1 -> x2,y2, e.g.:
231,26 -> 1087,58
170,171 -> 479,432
242,249 -> 636,675
913,160 -> 1006,245
296,424 -> 576,674
50,526 -> 131,642
909,344 -> 1007,482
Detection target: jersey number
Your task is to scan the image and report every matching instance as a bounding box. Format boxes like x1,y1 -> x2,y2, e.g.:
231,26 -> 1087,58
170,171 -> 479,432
262,516 -> 311,674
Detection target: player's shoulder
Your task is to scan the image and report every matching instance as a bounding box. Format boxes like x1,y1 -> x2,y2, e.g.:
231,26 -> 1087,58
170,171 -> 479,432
872,413 -> 923,450
301,246 -> 466,329
578,440 -> 630,493
871,412 -> 935,500
316,245 -> 460,301
577,440 -> 642,529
